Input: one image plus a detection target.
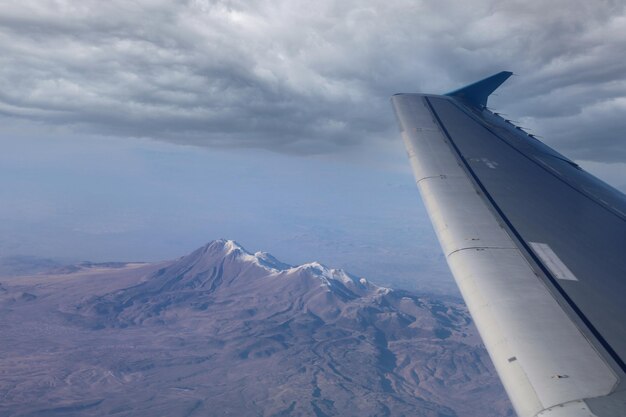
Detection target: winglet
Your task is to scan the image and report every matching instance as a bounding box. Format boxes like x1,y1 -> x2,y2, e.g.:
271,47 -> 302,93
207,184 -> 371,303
445,71 -> 513,108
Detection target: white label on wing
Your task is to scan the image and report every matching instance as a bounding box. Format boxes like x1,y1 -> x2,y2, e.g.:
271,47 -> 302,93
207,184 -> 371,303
529,242 -> 579,281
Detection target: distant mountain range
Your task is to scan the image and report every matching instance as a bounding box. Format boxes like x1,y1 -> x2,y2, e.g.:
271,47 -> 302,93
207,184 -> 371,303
0,240 -> 512,417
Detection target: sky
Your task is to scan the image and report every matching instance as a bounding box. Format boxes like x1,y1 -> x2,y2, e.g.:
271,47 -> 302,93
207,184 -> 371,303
1,0 -> 625,294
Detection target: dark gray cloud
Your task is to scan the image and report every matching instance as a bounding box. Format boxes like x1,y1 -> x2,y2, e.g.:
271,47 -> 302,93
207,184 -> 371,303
0,0 -> 625,159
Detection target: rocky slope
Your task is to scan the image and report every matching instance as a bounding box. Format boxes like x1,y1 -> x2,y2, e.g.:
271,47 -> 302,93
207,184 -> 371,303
0,240 -> 513,417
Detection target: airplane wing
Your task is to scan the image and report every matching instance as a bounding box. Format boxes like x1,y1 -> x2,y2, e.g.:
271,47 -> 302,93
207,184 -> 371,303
391,72 -> 626,417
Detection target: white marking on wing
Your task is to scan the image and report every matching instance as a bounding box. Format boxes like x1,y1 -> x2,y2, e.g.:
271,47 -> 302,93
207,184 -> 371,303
529,242 -> 578,281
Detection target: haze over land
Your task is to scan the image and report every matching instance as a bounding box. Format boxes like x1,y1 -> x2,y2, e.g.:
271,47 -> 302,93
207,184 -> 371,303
0,240 -> 512,417
1,1 -> 625,292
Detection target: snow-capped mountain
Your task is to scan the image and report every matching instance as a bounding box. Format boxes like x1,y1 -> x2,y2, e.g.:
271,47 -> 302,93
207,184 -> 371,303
0,240 -> 513,417
78,239 -> 387,327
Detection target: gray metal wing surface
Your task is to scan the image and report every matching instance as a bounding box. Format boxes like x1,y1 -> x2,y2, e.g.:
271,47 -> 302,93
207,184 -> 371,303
391,72 -> 626,417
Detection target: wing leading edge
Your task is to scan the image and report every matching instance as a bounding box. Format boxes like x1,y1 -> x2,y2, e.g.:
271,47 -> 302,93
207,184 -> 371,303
391,73 -> 626,417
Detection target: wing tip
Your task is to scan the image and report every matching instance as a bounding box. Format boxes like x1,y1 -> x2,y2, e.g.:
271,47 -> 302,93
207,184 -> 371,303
446,71 -> 513,108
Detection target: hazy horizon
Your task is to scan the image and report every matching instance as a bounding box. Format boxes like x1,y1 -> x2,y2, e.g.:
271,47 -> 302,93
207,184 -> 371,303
2,0 -> 625,295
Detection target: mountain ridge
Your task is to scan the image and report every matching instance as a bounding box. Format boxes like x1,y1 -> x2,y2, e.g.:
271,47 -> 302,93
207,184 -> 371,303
0,239 -> 513,417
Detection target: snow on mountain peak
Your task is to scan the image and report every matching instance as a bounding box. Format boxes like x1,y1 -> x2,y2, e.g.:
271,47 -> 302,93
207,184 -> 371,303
199,240 -> 387,292
291,261 -> 375,290
208,238 -> 244,254
201,239 -> 290,272
254,251 -> 291,271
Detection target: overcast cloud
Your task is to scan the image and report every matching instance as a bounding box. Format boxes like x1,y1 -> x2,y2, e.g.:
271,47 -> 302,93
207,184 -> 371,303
1,0 -> 625,159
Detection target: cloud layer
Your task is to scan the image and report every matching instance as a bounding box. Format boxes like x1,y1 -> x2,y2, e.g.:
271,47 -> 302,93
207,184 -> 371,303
1,0 -> 625,159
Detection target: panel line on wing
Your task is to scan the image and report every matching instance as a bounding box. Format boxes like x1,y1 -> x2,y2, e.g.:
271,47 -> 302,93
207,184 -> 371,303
446,246 -> 520,257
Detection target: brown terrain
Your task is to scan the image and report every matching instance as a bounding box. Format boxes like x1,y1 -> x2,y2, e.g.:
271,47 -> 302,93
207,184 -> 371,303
0,240 -> 513,417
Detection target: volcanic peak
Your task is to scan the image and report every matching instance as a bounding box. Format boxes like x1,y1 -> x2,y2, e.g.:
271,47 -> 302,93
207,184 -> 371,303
196,239 -> 373,290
